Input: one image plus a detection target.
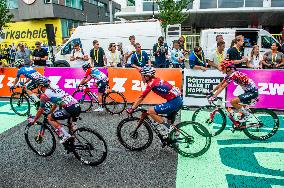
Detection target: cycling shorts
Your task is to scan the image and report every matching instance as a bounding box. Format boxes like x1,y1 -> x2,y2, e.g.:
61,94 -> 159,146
51,103 -> 81,121
27,81 -> 37,91
97,80 -> 108,93
154,96 -> 183,115
238,89 -> 258,104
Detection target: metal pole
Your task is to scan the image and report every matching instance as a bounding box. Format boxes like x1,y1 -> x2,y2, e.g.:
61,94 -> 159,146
152,0 -> 155,18
109,0 -> 113,23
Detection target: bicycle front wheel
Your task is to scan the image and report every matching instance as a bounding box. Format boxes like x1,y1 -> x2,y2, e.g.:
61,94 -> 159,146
104,91 -> 127,114
192,106 -> 226,136
72,90 -> 93,113
10,92 -> 30,116
243,108 -> 280,140
72,127 -> 108,166
169,121 -> 211,157
25,122 -> 56,157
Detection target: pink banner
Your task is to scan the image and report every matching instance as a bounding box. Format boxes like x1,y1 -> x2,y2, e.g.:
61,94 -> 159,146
44,67 -> 108,98
226,69 -> 284,109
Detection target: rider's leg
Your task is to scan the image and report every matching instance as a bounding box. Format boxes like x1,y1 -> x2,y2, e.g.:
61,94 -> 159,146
230,97 -> 242,110
48,109 -> 71,139
148,107 -> 164,124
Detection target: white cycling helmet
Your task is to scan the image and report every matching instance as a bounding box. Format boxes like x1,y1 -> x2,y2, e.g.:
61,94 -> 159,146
140,65 -> 156,77
14,59 -> 25,67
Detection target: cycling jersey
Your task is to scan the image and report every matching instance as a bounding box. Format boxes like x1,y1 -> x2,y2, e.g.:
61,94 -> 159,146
141,77 -> 181,101
40,88 -> 78,108
225,71 -> 258,92
84,68 -> 107,82
16,66 -> 43,81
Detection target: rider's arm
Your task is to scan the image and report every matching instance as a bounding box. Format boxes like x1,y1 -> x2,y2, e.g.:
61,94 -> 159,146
213,81 -> 228,98
79,77 -> 92,86
24,78 -> 31,85
212,79 -> 226,93
131,80 -> 154,110
12,77 -> 19,87
131,96 -> 145,110
33,95 -> 48,123
50,104 -> 57,113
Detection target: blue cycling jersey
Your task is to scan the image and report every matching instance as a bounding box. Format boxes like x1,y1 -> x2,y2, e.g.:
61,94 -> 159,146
16,66 -> 43,81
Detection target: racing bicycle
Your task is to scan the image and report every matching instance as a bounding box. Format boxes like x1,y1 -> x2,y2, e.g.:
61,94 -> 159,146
192,96 -> 280,140
117,107 -> 211,158
72,83 -> 127,114
25,109 -> 108,166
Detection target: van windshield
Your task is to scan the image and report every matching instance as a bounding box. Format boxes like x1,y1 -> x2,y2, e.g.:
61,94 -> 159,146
61,38 -> 81,55
261,36 -> 278,49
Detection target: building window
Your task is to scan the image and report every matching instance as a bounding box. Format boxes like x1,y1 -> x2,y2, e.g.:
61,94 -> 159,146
127,0 -> 135,6
45,0 -> 83,10
89,0 -> 98,5
143,0 -> 159,11
200,0 -> 217,9
245,0 -> 263,7
6,0 -> 18,9
271,0 -> 284,7
218,0 -> 244,8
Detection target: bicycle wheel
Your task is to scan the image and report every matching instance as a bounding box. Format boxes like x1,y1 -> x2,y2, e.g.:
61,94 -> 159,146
104,91 -> 127,114
10,92 -> 30,116
192,106 -> 226,136
72,90 -> 93,113
243,108 -> 280,140
24,122 -> 56,157
117,117 -> 153,151
72,127 -> 107,166
169,121 -> 211,157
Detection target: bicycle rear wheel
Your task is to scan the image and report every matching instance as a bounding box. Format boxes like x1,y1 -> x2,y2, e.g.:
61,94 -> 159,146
72,90 -> 93,113
192,106 -> 226,136
169,121 -> 211,157
10,92 -> 30,116
117,117 -> 153,151
72,127 -> 107,166
25,122 -> 56,157
104,91 -> 127,114
243,108 -> 279,140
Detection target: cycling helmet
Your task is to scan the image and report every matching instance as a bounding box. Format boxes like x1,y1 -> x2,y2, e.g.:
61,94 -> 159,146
220,59 -> 235,71
36,77 -> 50,87
82,63 -> 91,71
14,59 -> 25,67
140,65 -> 156,77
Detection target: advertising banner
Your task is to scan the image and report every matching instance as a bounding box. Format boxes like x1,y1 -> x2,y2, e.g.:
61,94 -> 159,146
44,67 -> 108,98
0,68 -> 44,97
108,68 -> 182,104
226,69 -> 284,109
183,69 -> 225,106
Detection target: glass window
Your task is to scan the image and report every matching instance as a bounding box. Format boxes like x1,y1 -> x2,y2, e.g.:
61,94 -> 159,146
6,0 -> 18,9
200,0 -> 217,9
127,0 -> 135,6
65,0 -> 71,7
271,0 -> 284,7
62,38 -> 81,55
261,36 -> 277,49
143,1 -> 158,11
245,0 -> 263,7
218,0 -> 244,8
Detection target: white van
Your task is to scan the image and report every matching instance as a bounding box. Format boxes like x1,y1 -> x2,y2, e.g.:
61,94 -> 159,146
200,28 -> 282,59
54,20 -> 180,67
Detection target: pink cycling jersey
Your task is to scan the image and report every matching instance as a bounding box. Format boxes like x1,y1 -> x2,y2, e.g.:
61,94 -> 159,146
225,71 -> 258,91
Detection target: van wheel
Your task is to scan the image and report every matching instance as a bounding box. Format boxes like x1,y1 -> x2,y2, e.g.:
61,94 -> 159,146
53,60 -> 70,67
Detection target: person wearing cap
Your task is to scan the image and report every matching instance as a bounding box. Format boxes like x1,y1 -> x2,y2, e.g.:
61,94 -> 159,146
32,41 -> 48,66
15,43 -> 32,66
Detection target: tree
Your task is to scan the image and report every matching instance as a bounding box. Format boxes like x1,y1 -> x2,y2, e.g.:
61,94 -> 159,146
157,0 -> 194,29
0,1 -> 13,32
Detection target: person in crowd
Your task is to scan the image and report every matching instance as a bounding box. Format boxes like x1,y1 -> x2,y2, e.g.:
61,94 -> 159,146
117,42 -> 124,66
9,45 -> 16,65
3,44 -> 10,65
228,35 -> 248,68
171,40 -> 185,68
208,35 -> 224,56
226,39 -> 236,58
131,43 -> 151,69
90,40 -> 106,67
32,41 -> 48,66
106,43 -> 121,67
124,35 -> 136,68
247,45 -> 263,69
178,36 -> 189,56
15,43 -> 32,66
189,46 -> 207,71
153,36 -> 168,68
262,42 -> 284,69
70,43 -> 89,68
208,41 -> 226,69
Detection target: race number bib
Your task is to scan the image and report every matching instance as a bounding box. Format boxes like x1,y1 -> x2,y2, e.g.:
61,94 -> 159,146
30,72 -> 42,79
170,87 -> 181,96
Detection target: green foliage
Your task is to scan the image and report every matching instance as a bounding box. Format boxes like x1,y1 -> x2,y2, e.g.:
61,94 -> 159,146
157,0 -> 194,28
0,1 -> 14,31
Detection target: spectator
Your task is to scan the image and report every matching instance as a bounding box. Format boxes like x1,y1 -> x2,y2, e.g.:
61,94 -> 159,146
263,43 -> 284,69
106,43 -> 121,67
131,43 -> 151,69
228,35 -> 248,68
153,36 -> 168,68
117,42 -> 124,66
178,36 -> 189,56
15,43 -> 32,66
247,45 -> 263,69
124,35 -> 136,68
70,43 -> 89,68
208,35 -> 224,56
32,41 -> 48,66
171,40 -> 185,68
189,46 -> 207,71
226,39 -> 236,58
90,40 -> 106,67
208,41 -> 226,69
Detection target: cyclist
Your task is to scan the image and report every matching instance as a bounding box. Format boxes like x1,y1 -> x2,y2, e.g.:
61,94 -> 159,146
209,59 -> 258,122
29,77 -> 81,143
10,59 -> 44,106
127,65 -> 183,139
78,63 -> 108,112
